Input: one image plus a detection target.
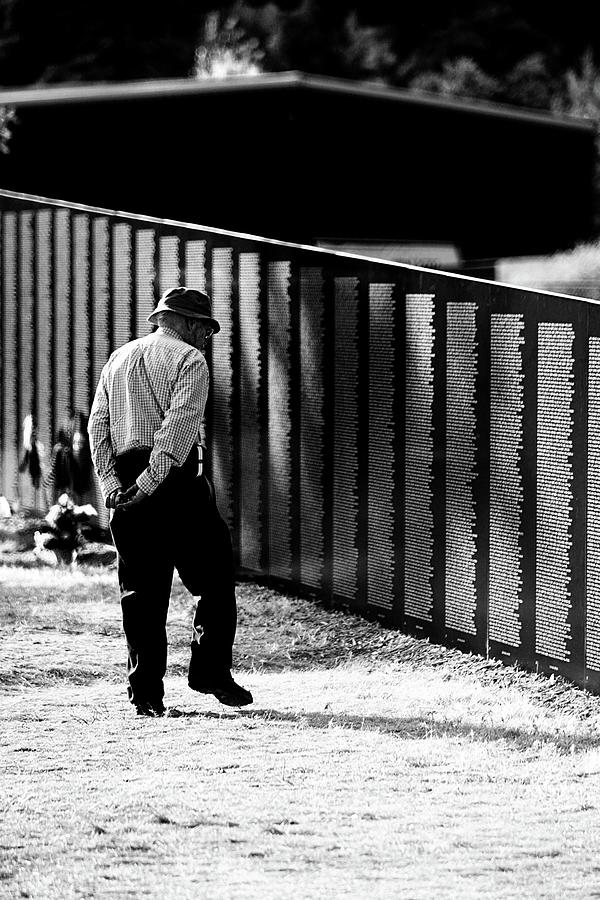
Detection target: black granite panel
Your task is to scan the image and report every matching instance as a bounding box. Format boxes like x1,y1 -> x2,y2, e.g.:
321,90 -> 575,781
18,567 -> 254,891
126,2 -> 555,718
73,215 -> 90,414
239,252 -> 262,572
18,212 -> 35,508
35,210 -> 53,473
299,267 -> 325,590
332,276 -> 360,602
588,335 -> 600,677
532,300 -> 586,690
404,293 -> 436,622
368,283 -> 395,611
268,260 -> 293,580
445,301 -> 478,635
2,213 -> 18,501
53,209 -> 71,443
135,229 -> 156,338
112,223 -> 132,349
159,235 -> 179,296
489,312 -> 525,647
210,246 -> 234,527
184,240 -> 207,294
535,321 -> 575,662
92,218 -> 110,388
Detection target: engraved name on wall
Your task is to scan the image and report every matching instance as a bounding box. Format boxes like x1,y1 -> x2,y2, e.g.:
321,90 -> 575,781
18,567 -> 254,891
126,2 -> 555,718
299,267 -> 325,590
36,210 -> 53,484
489,313 -> 525,647
368,284 -> 395,610
268,261 -> 293,579
73,215 -> 91,410
211,247 -> 234,526
113,223 -> 132,349
159,235 -> 179,295
18,212 -> 35,509
185,240 -> 206,294
445,302 -> 478,635
333,277 -> 360,601
135,229 -> 156,339
536,322 -> 574,661
239,253 -> 262,572
404,293 -> 435,621
92,218 -> 110,388
1,213 -> 18,500
588,337 -> 600,672
54,209 -> 71,436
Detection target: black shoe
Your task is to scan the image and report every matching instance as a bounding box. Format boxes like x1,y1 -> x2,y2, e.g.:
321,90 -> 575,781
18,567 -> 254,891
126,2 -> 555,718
134,700 -> 166,717
188,673 -> 253,707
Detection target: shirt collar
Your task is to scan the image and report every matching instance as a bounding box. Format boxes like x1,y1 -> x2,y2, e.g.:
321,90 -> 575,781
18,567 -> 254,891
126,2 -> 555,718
157,326 -> 186,343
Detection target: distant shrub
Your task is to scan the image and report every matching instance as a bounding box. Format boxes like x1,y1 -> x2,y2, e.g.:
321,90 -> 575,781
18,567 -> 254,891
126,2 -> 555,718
496,240 -> 600,300
0,106 -> 17,154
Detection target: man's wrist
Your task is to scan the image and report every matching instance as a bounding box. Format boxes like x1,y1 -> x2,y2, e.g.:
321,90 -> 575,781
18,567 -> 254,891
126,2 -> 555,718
136,469 -> 158,496
101,474 -> 122,501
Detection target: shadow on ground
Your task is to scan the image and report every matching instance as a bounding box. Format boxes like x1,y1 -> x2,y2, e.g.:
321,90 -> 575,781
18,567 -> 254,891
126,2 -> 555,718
161,705 -> 600,754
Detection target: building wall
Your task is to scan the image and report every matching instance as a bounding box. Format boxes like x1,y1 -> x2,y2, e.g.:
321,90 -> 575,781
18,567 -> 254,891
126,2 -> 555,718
0,84 -> 594,261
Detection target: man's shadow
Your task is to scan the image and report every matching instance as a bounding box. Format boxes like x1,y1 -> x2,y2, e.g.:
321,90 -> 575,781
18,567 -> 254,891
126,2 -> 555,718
163,706 -> 600,753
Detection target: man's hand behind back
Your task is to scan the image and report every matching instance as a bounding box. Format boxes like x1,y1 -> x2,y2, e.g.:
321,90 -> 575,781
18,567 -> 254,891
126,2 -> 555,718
105,488 -> 123,509
117,484 -> 148,511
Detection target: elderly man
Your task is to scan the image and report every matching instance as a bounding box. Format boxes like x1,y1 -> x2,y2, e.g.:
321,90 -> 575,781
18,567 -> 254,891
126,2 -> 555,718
88,286 -> 252,716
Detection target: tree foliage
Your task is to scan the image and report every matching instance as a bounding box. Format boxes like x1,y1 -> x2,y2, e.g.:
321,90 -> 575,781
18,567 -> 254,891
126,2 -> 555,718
0,104 -> 16,152
406,53 -> 563,110
193,11 -> 263,79
186,1 -> 599,116
2,0 -> 599,94
1,1 -> 600,147
224,1 -> 600,96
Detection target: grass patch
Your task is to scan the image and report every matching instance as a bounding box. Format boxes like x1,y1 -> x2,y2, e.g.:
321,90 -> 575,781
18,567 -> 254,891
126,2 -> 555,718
2,563 -> 600,898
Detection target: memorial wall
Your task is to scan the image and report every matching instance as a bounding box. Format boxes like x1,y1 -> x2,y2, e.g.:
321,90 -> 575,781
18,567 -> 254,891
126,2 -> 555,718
1,190 -> 599,693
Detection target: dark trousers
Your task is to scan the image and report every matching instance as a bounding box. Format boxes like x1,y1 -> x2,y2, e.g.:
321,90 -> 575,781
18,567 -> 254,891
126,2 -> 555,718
109,447 -> 237,706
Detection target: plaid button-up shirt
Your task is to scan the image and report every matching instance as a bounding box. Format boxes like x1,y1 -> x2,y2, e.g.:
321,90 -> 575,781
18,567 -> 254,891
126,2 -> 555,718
88,327 -> 209,499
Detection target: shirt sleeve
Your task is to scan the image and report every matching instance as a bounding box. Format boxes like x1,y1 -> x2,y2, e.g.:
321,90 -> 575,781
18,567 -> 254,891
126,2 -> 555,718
88,371 -> 122,501
136,353 -> 209,496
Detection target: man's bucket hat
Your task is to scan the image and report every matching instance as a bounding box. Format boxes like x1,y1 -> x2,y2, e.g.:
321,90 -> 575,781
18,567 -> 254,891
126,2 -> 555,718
147,286 -> 220,333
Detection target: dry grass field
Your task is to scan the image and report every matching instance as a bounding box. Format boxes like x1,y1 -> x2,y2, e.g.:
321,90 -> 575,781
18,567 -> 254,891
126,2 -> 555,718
2,560 -> 600,899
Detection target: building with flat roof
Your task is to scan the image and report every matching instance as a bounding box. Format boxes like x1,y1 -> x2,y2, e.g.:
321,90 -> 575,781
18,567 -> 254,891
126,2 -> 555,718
0,71 -> 595,273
